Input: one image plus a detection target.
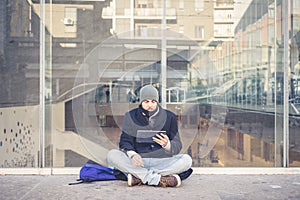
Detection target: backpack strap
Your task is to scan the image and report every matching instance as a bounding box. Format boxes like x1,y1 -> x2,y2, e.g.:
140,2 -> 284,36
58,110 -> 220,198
68,179 -> 85,185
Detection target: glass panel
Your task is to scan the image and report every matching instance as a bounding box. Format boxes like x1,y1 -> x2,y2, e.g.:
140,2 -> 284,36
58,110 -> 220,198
0,1 -> 40,167
290,0 -> 300,167
189,0 -> 280,167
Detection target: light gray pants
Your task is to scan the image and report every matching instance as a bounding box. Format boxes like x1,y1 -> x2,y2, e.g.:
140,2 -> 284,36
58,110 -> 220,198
107,149 -> 192,185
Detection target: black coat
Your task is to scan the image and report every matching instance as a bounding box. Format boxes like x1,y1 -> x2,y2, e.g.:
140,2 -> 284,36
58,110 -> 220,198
119,105 -> 182,158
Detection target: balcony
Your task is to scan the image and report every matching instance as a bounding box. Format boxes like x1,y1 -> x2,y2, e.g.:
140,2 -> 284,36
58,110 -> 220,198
102,7 -> 176,20
131,8 -> 176,19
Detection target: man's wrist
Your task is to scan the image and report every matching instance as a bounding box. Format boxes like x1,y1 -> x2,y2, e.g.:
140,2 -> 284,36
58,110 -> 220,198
126,150 -> 137,158
163,141 -> 171,151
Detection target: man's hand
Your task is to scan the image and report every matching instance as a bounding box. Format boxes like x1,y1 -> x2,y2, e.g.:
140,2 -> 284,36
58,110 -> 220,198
131,153 -> 144,167
152,133 -> 170,148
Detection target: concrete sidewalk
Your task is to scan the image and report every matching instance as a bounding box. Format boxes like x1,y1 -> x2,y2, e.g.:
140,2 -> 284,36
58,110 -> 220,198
1,173 -> 300,200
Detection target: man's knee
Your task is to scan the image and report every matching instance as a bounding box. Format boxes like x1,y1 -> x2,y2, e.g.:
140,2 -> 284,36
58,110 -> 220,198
107,149 -> 121,163
181,154 -> 193,168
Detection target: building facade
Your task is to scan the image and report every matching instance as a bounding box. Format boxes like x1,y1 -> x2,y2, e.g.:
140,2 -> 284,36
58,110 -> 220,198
0,0 -> 299,169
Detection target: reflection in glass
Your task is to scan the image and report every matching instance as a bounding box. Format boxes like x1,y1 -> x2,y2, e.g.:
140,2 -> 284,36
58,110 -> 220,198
0,0 -> 300,168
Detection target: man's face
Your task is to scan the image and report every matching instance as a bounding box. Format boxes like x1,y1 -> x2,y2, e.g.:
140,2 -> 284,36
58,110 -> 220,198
141,99 -> 158,111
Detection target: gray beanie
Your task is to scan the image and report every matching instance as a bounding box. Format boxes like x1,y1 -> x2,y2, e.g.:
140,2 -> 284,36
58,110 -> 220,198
139,85 -> 159,102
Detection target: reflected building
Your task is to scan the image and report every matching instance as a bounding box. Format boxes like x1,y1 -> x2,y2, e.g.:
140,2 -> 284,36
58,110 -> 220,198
188,0 -> 300,167
102,0 -> 214,41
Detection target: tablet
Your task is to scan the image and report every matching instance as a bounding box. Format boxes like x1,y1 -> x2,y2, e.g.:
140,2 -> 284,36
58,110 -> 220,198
136,130 -> 166,143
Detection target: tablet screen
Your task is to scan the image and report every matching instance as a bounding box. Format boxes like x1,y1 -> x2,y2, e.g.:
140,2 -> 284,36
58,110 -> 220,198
136,130 -> 166,143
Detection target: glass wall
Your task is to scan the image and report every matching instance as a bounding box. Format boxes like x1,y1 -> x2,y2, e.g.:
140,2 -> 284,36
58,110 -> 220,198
0,0 -> 299,168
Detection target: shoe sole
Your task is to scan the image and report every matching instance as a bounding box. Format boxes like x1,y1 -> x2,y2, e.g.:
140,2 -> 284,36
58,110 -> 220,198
127,174 -> 133,186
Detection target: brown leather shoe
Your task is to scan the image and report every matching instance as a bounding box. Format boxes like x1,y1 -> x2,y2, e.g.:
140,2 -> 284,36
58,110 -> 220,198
158,175 -> 181,187
127,174 -> 142,186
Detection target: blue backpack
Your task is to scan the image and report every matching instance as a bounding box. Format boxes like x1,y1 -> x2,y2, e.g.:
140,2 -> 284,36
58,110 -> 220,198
69,162 -> 123,185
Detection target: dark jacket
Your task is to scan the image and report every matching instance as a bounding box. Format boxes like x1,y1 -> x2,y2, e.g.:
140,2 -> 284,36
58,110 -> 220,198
119,104 -> 182,158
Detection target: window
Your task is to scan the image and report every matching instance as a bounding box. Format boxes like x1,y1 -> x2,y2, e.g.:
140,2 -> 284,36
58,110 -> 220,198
137,25 -> 148,37
294,0 -> 300,8
179,25 -> 184,35
195,26 -> 204,39
214,24 -> 233,37
137,0 -> 154,8
195,0 -> 204,11
268,7 -> 275,18
179,0 -> 184,10
137,0 -> 147,8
